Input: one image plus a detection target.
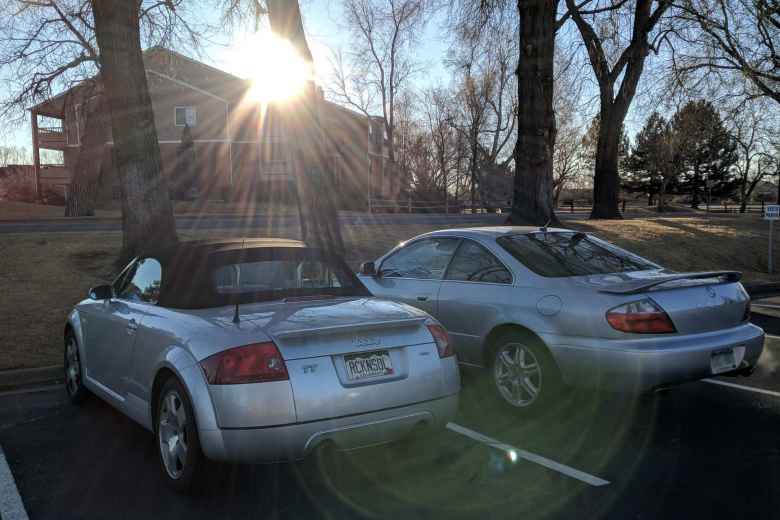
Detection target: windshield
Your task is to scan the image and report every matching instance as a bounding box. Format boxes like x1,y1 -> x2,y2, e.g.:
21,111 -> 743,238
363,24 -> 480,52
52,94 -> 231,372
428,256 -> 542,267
498,232 -> 659,277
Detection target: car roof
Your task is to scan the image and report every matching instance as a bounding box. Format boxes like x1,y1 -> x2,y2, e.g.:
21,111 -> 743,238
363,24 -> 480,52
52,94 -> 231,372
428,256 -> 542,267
166,238 -> 306,256
419,226 -> 573,240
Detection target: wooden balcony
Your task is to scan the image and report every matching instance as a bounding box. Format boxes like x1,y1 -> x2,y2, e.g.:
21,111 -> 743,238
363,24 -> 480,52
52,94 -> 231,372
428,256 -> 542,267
37,126 -> 66,150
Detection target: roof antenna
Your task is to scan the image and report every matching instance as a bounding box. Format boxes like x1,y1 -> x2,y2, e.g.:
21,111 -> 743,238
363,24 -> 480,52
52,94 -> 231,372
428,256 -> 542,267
232,264 -> 241,324
540,218 -> 552,233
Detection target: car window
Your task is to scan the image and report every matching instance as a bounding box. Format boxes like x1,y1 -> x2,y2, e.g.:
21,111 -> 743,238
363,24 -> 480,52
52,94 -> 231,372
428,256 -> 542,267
445,240 -> 512,284
117,258 -> 162,304
214,259 -> 345,293
112,259 -> 137,296
380,238 -> 460,280
498,232 -> 658,278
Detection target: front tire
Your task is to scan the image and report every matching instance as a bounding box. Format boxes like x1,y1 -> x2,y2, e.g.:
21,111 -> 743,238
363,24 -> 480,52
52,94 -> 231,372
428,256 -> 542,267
488,331 -> 560,415
156,377 -> 206,494
64,332 -> 88,404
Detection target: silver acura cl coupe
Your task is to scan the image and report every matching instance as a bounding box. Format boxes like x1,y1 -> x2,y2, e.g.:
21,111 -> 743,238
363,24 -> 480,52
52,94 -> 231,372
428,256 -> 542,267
358,227 -> 764,413
64,239 -> 459,492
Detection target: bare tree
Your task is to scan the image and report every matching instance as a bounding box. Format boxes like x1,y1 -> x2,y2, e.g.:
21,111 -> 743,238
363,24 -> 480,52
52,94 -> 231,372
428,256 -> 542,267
728,104 -> 776,212
672,0 -> 779,106
0,0 -> 206,217
0,0 -> 205,122
421,86 -> 458,211
552,47 -> 586,205
0,145 -> 29,166
450,0 -> 610,225
92,0 -> 178,256
448,5 -> 518,212
552,118 -> 585,205
565,0 -> 672,219
331,0 -> 431,166
454,72 -> 491,209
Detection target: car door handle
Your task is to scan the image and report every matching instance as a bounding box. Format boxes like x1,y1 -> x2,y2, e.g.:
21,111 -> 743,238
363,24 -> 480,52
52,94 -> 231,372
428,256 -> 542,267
126,320 -> 138,334
416,296 -> 429,302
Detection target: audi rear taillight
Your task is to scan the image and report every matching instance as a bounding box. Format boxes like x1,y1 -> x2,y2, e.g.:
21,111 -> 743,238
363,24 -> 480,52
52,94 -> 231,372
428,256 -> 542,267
427,323 -> 454,358
606,299 -> 676,334
200,342 -> 288,385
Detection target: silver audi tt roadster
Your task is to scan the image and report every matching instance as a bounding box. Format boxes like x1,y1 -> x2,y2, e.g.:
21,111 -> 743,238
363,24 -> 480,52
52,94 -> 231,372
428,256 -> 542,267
359,227 -> 764,413
64,239 -> 459,492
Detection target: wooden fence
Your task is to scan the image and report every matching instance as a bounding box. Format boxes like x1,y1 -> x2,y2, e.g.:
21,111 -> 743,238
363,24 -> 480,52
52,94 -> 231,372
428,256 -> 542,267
367,197 -> 775,215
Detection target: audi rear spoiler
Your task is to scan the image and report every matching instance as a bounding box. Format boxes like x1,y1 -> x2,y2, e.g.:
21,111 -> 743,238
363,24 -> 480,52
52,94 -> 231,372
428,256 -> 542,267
271,317 -> 427,340
598,271 -> 742,295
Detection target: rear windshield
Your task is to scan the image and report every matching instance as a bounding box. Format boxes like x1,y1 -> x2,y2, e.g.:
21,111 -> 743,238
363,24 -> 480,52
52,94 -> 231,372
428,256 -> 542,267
497,232 -> 658,277
215,259 -> 349,294
160,247 -> 370,308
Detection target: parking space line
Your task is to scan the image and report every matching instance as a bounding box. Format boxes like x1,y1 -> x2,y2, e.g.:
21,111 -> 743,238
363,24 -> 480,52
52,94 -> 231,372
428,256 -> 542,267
0,446 -> 28,520
702,378 -> 780,398
446,422 -> 610,487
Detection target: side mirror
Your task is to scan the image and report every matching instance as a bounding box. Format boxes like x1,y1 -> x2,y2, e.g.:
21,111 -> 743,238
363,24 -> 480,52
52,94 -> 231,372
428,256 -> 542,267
359,261 -> 377,277
89,284 -> 113,301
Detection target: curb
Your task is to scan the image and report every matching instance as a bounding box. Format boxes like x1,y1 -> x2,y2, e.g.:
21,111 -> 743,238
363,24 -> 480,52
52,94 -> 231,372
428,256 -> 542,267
0,365 -> 62,392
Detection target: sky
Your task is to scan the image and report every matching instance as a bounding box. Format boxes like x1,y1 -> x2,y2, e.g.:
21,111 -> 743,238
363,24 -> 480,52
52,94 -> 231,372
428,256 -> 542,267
2,0 -> 452,152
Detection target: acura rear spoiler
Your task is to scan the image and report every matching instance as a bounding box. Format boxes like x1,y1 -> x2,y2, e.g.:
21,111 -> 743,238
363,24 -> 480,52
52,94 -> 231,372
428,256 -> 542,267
598,271 -> 742,295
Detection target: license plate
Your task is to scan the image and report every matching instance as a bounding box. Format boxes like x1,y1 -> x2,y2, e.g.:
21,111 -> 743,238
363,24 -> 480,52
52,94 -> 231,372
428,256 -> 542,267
344,350 -> 394,380
711,348 -> 737,374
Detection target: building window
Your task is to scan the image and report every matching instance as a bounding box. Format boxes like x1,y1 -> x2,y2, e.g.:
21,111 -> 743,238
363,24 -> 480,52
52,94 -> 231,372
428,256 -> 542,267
175,106 -> 197,127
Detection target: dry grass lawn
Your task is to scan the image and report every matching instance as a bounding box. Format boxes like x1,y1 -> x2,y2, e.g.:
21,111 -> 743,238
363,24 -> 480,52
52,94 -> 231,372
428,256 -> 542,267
1,214 -> 777,370
568,215 -> 778,284
0,200 -> 118,220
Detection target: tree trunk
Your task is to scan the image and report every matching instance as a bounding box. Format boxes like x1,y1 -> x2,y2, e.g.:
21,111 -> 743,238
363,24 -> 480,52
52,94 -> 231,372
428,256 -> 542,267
267,1 -> 345,257
65,93 -> 109,217
289,85 -> 345,256
658,178 -> 667,213
690,165 -> 701,209
590,107 -> 622,219
739,176 -> 747,213
92,0 -> 177,258
510,0 -> 559,226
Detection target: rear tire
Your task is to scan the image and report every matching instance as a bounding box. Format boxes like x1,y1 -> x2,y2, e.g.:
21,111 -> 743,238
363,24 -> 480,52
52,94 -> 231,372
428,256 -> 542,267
486,331 -> 560,416
64,331 -> 89,404
155,377 -> 206,494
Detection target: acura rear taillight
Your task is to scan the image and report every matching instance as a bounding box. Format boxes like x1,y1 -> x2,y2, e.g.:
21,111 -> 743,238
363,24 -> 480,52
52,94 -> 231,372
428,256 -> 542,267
200,342 -> 288,385
427,323 -> 454,358
606,299 -> 676,334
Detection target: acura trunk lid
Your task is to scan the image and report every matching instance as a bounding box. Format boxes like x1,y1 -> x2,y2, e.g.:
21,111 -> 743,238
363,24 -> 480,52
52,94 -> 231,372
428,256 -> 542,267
585,271 -> 749,334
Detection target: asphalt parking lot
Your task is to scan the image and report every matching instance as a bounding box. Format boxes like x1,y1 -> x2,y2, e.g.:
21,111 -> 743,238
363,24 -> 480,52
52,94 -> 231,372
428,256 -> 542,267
1,312 -> 779,520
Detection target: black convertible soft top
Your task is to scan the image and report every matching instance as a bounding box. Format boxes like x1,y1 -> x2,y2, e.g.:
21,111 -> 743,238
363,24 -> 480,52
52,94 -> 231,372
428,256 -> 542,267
152,239 -> 369,309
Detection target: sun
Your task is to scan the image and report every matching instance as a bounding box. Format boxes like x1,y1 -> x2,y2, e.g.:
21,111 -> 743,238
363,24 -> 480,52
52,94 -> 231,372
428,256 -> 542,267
229,33 -> 312,104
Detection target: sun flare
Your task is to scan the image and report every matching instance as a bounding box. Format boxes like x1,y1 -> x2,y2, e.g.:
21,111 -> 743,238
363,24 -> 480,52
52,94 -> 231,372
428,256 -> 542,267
228,33 -> 312,104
